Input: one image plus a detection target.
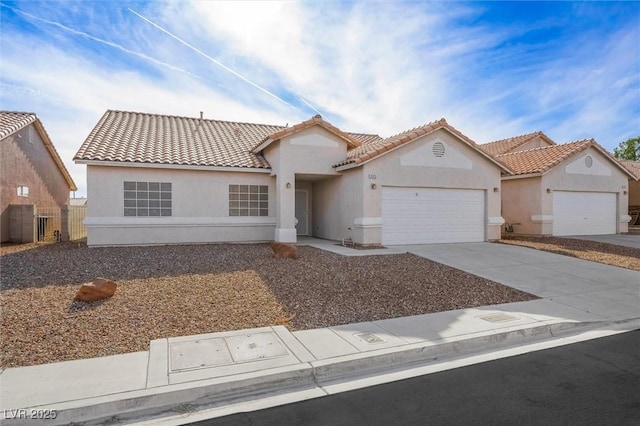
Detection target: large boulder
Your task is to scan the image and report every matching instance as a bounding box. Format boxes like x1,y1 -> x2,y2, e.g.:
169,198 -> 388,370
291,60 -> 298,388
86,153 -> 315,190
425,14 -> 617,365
269,242 -> 298,259
75,278 -> 117,302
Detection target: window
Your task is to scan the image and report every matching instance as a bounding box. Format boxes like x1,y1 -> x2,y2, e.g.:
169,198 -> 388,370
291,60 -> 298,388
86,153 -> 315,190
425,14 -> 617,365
229,184 -> 268,216
17,186 -> 29,197
124,181 -> 171,217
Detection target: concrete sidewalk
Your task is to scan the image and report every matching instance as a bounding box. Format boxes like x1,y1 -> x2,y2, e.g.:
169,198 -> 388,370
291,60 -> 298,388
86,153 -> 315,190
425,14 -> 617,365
1,242 -> 638,425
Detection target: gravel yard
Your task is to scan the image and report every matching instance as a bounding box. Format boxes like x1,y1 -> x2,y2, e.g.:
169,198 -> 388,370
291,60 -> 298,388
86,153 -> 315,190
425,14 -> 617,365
500,236 -> 640,271
1,242 -> 537,368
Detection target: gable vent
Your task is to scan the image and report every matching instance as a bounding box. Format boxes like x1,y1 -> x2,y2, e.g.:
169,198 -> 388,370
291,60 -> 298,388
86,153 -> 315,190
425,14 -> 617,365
432,141 -> 446,157
584,155 -> 593,168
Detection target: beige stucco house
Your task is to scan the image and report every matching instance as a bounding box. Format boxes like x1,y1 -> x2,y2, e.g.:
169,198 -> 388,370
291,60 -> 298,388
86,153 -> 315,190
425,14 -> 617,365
482,134 -> 636,236
1,111 -> 77,242
74,110 -> 510,247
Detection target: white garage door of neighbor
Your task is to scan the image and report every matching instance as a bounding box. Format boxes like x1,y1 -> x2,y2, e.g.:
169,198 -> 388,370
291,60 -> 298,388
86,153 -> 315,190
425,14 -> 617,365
552,191 -> 616,236
382,187 -> 485,245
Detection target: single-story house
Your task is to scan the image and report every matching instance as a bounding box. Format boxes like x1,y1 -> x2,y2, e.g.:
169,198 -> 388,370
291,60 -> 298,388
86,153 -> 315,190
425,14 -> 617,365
1,111 -> 77,242
74,110 -> 511,247
484,136 -> 636,236
619,160 -> 640,225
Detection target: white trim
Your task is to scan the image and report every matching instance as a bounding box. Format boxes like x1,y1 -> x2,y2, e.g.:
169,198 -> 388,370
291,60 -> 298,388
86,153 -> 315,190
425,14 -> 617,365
531,215 -> 554,223
488,216 -> 506,225
353,217 -> 383,228
84,216 -> 276,228
75,160 -> 271,173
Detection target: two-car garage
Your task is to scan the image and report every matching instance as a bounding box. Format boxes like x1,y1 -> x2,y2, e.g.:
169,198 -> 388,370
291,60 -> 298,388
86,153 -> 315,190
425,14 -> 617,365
552,191 -> 617,236
381,187 -> 485,245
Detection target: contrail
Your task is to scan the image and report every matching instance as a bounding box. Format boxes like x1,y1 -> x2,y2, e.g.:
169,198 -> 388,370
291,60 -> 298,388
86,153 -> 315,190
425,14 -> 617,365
298,96 -> 324,116
1,3 -> 204,81
128,8 -> 296,109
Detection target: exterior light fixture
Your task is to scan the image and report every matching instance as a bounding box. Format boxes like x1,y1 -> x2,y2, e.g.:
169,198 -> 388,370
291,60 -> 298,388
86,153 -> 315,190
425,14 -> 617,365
286,182 -> 291,188
371,183 -> 377,190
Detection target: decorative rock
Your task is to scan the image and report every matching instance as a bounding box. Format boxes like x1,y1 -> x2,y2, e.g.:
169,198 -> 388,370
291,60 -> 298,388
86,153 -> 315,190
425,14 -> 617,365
75,278 -> 117,302
269,242 -> 298,259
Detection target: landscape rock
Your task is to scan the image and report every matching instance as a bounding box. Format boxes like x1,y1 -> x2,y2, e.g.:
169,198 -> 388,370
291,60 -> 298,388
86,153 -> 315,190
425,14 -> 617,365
75,278 -> 117,302
269,242 -> 298,259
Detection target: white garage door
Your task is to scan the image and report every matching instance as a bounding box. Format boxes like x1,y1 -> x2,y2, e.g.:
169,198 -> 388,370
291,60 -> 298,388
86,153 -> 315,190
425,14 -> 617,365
552,191 -> 616,236
382,187 -> 485,245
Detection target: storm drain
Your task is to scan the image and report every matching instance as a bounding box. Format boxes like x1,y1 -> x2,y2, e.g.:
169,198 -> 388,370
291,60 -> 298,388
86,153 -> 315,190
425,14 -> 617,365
478,313 -> 519,323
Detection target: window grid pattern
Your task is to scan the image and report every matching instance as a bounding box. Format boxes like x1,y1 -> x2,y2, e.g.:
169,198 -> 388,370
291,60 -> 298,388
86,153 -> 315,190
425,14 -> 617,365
124,181 -> 172,217
229,185 -> 268,216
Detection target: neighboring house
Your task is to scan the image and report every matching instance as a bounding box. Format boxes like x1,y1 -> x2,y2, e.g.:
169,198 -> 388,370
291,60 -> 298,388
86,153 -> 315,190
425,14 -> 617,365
485,137 -> 636,236
74,110 -> 510,247
1,111 -> 77,242
619,160 -> 640,225
70,197 -> 88,206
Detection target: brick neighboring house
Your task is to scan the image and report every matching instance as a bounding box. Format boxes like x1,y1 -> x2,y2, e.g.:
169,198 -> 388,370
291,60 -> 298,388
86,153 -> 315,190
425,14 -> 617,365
1,111 -> 77,242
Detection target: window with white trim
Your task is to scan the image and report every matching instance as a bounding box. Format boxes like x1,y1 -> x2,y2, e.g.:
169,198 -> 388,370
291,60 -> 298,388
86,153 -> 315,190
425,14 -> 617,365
17,186 -> 29,197
229,185 -> 268,216
124,181 -> 172,217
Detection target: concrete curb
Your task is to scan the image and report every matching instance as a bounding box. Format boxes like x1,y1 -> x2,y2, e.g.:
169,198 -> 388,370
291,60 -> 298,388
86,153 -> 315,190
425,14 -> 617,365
3,319 -> 638,426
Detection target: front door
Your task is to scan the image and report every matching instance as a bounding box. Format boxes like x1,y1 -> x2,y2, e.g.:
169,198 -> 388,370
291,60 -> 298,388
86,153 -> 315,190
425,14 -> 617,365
295,190 -> 309,235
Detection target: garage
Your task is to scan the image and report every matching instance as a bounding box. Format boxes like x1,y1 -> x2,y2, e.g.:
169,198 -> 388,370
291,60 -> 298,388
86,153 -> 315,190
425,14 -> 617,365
552,191 -> 617,236
382,187 -> 485,245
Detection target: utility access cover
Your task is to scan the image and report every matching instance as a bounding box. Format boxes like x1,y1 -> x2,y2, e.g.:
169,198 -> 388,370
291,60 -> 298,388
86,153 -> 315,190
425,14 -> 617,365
354,332 -> 386,344
226,332 -> 289,362
170,338 -> 233,372
478,313 -> 518,323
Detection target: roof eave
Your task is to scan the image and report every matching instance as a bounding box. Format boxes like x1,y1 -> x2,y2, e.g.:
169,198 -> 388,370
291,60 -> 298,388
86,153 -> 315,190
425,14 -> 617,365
74,159 -> 272,173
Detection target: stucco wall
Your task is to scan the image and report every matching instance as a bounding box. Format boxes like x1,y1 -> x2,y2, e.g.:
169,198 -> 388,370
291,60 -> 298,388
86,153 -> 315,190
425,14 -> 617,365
359,129 -> 505,242
84,165 -> 276,246
263,126 -> 347,242
312,168 -> 364,242
501,177 -> 543,235
1,124 -> 71,242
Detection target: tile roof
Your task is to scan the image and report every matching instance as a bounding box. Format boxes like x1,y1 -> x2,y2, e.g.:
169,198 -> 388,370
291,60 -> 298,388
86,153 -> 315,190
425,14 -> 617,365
348,132 -> 384,145
619,160 -> 640,180
481,131 -> 555,156
75,110 -> 285,168
0,111 -> 37,139
252,114 -> 361,152
1,111 -> 77,191
333,118 -> 510,172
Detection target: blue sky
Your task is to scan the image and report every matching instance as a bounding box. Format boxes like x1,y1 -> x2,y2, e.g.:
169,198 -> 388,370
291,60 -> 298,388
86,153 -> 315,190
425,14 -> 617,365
1,0 -> 639,197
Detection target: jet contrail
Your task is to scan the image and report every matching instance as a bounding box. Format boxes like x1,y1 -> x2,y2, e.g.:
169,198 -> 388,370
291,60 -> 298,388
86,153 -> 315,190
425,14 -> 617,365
1,3 -> 204,81
298,97 -> 324,116
128,8 -> 296,109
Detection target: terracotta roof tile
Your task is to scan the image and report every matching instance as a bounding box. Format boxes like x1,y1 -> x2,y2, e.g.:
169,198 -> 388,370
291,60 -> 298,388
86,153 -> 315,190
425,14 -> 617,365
1,111 -> 77,191
333,118 -> 508,172
481,131 -> 556,156
619,160 -> 640,180
75,110 -> 285,168
496,139 -> 600,175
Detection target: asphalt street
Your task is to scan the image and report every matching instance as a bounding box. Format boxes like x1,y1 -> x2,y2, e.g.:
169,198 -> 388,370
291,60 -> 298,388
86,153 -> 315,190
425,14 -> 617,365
192,330 -> 640,426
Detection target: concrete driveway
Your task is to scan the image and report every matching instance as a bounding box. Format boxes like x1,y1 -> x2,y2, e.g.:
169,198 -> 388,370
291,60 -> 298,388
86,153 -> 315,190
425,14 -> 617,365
398,242 -> 640,321
564,234 -> 640,249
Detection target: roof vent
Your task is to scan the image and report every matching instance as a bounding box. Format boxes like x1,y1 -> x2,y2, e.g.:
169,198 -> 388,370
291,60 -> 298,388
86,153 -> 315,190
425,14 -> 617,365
432,141 -> 445,157
585,155 -> 593,168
